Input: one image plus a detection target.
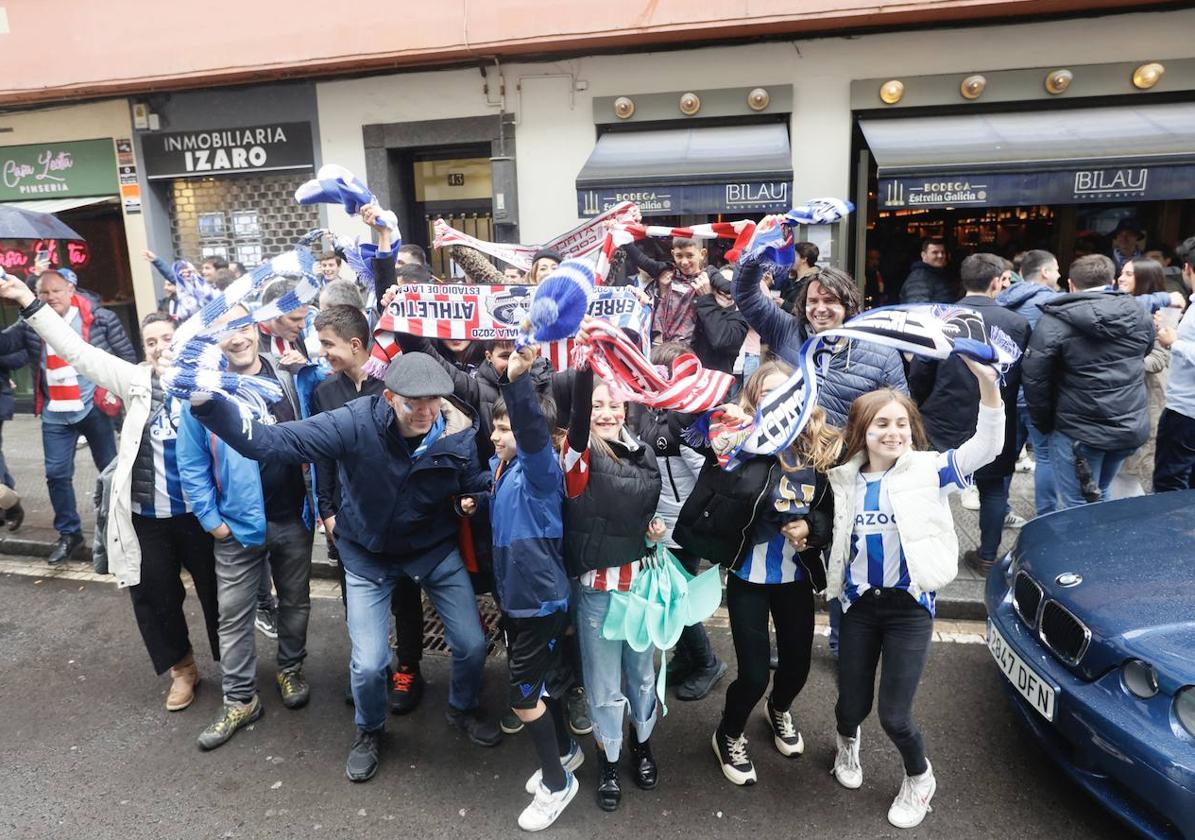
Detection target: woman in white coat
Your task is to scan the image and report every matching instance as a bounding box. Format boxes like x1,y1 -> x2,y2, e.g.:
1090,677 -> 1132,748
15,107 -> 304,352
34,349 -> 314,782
0,275 -> 219,712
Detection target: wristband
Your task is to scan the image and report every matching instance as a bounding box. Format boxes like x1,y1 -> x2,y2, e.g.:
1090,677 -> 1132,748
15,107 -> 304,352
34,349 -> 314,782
19,298 -> 45,319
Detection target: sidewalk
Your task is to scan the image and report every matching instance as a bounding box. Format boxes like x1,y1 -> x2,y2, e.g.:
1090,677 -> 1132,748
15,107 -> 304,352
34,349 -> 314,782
0,413 -> 1034,619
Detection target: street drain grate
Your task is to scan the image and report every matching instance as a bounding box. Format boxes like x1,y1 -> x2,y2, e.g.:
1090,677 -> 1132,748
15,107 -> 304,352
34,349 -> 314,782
420,594 -> 504,658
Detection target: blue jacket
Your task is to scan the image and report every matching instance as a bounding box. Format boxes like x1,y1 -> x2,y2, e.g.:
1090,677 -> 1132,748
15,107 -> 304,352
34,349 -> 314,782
191,392 -> 489,581
176,356 -> 305,548
733,257 -> 907,426
489,374 -> 569,618
997,281 -> 1058,331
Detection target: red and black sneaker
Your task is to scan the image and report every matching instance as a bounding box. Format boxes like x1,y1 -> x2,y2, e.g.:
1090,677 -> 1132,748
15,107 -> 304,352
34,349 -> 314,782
389,663 -> 425,716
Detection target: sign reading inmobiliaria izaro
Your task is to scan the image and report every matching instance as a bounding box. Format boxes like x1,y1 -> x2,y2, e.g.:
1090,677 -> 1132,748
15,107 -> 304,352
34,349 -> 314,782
0,139 -> 119,201
142,122 -> 314,180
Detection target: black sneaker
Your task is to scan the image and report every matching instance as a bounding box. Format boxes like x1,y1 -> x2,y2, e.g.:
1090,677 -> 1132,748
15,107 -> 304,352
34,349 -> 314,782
712,727 -> 757,786
566,685 -> 593,736
277,666 -> 310,709
675,657 -> 728,701
445,707 -> 503,747
964,549 -> 995,577
596,755 -> 621,811
765,696 -> 805,757
254,608 -> 279,640
666,647 -> 695,684
47,532 -> 83,566
5,502 -> 24,532
389,663 -> 424,715
346,728 -> 381,782
628,735 -> 658,790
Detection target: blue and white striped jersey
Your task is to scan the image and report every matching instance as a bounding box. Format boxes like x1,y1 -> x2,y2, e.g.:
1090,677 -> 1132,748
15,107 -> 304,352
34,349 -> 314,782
133,396 -> 190,519
734,469 -> 818,586
840,451 -> 968,616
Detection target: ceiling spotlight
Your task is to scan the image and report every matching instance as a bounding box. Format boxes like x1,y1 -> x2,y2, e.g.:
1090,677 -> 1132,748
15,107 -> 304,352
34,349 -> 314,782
960,74 -> 987,100
1045,69 -> 1073,95
879,80 -> 904,105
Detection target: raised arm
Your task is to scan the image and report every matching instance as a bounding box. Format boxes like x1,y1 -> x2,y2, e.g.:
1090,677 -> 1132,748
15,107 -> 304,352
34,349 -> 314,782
732,257 -> 803,366
190,396 -> 354,465
448,245 -> 504,285
502,351 -> 561,496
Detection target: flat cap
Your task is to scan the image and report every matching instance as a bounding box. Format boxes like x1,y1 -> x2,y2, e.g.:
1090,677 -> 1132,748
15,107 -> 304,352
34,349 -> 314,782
383,352 -> 454,398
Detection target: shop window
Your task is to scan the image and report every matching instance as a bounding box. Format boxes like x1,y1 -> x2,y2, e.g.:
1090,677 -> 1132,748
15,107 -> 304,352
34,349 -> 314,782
201,245 -> 229,260
235,242 -> 263,267
198,212 -> 226,239
232,210 -> 261,237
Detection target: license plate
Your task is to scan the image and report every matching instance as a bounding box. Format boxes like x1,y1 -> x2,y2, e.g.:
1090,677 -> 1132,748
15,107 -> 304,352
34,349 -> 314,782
988,622 -> 1057,722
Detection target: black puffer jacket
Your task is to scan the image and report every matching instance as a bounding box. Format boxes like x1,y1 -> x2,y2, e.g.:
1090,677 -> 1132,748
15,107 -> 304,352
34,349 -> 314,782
693,293 -> 749,374
1022,290 -> 1154,451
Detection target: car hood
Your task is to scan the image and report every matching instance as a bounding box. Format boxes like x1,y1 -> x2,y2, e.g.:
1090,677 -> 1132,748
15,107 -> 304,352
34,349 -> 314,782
1013,491 -> 1195,680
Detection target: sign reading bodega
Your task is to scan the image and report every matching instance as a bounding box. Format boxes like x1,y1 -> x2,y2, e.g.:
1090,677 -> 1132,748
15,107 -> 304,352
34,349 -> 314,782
143,122 -> 314,180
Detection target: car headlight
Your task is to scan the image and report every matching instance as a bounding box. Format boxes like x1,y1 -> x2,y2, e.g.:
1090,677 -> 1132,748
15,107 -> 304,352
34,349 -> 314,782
1122,659 -> 1159,699
1176,688 -> 1195,738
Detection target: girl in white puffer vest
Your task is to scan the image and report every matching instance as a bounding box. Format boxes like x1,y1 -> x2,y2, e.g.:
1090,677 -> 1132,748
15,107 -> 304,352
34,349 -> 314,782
826,357 -> 1004,831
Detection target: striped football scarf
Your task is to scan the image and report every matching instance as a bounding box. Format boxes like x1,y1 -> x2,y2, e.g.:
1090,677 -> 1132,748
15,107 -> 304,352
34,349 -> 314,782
44,305 -> 85,413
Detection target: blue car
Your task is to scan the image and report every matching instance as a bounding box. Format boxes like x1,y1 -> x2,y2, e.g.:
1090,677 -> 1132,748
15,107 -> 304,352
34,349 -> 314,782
985,490 -> 1195,840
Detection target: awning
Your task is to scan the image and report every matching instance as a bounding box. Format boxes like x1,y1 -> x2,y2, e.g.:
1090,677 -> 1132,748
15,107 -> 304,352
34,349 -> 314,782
861,102 -> 1195,209
1,196 -> 118,214
576,123 -> 792,217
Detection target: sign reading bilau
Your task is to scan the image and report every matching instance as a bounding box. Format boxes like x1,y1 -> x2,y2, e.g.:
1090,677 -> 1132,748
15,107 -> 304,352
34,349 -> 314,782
577,180 -> 790,218
142,122 -> 314,180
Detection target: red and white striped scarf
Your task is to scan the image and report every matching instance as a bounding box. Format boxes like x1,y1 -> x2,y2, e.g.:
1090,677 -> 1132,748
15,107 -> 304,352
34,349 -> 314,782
45,306 -> 84,413
576,318 -> 733,414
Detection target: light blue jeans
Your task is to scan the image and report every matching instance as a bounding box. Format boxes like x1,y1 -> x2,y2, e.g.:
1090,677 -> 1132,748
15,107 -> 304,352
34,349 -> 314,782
1020,406 -> 1056,516
574,582 -> 658,761
345,549 -> 486,732
1050,431 -> 1134,511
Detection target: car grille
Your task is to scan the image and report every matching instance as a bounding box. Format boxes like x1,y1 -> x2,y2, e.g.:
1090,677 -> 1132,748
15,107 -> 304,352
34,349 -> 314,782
1039,600 -> 1091,666
1012,572 -> 1043,627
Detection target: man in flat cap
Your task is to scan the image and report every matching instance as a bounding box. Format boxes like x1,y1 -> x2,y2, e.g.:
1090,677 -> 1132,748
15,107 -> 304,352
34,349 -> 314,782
190,351 -> 498,782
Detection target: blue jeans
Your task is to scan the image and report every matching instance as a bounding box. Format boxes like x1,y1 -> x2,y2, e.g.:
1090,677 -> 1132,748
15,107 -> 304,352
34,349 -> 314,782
346,549 -> 486,732
42,407 -> 117,535
976,475 -> 1011,561
1050,430 -> 1134,511
1020,407 -> 1056,516
574,582 -> 658,761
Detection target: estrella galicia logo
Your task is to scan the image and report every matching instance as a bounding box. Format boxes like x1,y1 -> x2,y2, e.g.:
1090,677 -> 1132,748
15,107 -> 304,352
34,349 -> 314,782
486,287 -> 533,327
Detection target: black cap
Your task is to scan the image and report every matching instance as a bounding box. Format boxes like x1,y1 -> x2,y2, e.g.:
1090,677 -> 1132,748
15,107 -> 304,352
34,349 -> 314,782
383,352 -> 454,398
530,248 -> 563,265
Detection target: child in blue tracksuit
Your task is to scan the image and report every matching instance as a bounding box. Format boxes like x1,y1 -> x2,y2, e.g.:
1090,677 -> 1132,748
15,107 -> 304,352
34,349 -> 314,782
486,345 -> 579,832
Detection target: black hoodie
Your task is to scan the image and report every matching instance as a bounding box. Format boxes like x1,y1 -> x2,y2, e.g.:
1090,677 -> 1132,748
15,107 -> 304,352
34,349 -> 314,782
1022,290 -> 1154,451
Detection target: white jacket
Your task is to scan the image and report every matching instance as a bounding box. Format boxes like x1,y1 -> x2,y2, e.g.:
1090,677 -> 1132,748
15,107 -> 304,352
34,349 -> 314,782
26,306 -> 152,588
826,403 -> 1005,600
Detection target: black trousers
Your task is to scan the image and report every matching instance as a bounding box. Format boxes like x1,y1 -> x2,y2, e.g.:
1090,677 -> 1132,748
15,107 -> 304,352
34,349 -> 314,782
721,573 -> 814,738
835,588 -> 933,776
1153,408 -> 1195,492
129,513 -> 220,675
335,552 -> 424,664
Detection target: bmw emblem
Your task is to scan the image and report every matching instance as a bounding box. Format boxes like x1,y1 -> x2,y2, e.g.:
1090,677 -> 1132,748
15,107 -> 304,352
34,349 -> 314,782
1056,572 -> 1083,588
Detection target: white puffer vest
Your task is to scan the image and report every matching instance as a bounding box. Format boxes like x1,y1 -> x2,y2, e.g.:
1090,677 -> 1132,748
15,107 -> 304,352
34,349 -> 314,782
826,450 -> 959,600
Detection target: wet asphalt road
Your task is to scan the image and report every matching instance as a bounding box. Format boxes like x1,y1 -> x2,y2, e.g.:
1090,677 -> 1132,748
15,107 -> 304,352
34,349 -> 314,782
0,571 -> 1127,840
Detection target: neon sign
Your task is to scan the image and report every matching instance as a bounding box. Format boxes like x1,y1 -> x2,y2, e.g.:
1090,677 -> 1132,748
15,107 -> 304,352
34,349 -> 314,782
0,239 -> 90,273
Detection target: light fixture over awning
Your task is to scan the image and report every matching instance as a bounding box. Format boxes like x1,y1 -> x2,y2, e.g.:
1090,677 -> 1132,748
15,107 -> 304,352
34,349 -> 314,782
861,102 -> 1195,209
576,123 -> 793,217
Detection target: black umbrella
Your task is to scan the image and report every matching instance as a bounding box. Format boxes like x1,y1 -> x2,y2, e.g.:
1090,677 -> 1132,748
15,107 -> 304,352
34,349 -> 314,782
0,204 -> 85,241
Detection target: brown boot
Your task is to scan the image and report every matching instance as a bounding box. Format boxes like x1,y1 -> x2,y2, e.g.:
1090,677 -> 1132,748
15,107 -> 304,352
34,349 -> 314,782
166,653 -> 199,711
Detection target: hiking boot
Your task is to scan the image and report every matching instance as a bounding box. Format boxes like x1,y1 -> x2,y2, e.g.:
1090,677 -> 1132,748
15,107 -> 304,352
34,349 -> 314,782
166,653 -> 199,712
277,667 -> 310,709
519,771 -> 579,832
197,696 -> 262,750
346,728 -> 382,782
47,532 -> 83,566
764,696 -> 804,757
832,727 -> 863,789
712,728 -> 756,786
596,755 -> 621,811
254,607 -> 279,640
389,662 -> 424,715
446,706 -> 503,747
524,738 -> 585,794
888,761 -> 936,829
675,657 -> 728,701
565,686 -> 592,736
628,734 -> 657,790
501,709 -> 525,734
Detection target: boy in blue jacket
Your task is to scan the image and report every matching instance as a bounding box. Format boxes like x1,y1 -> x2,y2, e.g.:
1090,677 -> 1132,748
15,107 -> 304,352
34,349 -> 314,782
488,345 -> 578,831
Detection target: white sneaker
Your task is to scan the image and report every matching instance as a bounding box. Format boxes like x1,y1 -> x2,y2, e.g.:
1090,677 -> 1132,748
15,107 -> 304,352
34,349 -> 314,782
887,761 -> 936,829
712,729 -> 757,785
524,740 -> 585,794
1004,511 -> 1028,529
960,485 -> 981,511
518,771 -> 578,832
764,698 -> 805,757
832,728 -> 863,789
1015,449 -> 1036,473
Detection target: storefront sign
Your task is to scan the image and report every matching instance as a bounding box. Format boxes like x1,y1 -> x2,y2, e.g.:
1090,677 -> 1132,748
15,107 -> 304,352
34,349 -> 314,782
879,163 -> 1195,209
0,139 -> 118,201
0,239 -> 90,274
578,180 -> 791,218
142,122 -> 314,180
